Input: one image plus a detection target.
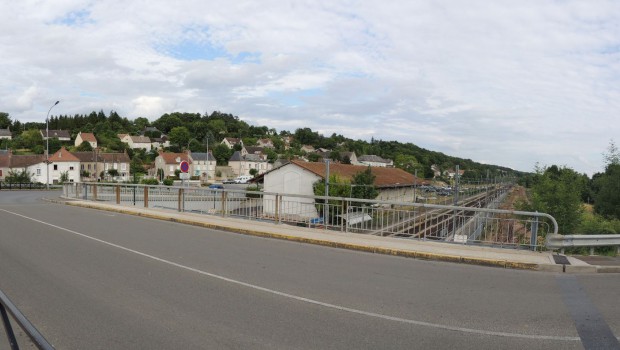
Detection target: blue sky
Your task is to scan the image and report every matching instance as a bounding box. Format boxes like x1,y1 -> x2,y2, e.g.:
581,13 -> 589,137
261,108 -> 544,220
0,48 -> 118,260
1,1 -> 620,175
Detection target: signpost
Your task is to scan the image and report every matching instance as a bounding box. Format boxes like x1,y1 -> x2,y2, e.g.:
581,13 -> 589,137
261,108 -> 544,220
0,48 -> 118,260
180,160 -> 189,187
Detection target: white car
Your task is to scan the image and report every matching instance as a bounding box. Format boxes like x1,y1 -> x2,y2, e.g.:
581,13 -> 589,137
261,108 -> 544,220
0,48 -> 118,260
234,175 -> 253,184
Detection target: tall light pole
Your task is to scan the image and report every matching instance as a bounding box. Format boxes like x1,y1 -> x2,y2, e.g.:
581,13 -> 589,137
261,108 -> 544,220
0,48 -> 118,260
46,101 -> 60,189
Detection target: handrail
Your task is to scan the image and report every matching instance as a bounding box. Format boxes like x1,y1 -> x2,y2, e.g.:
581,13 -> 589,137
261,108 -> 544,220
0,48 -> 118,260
546,234 -> 620,255
0,289 -> 54,350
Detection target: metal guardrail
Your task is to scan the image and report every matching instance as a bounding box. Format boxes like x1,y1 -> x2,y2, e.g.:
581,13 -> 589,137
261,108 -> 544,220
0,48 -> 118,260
0,289 -> 54,350
63,183 -> 557,250
546,234 -> 620,255
0,182 -> 47,190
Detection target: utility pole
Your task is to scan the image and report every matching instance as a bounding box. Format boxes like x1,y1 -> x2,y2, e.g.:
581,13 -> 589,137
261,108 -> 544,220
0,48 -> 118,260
46,101 -> 60,189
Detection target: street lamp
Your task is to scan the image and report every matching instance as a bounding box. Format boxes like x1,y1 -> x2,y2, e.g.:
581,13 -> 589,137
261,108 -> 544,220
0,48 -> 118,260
46,101 -> 60,189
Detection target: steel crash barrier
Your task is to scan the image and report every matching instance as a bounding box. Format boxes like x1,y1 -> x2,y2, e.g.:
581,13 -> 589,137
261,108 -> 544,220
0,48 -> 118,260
546,234 -> 620,256
64,183 -> 558,250
0,289 -> 54,350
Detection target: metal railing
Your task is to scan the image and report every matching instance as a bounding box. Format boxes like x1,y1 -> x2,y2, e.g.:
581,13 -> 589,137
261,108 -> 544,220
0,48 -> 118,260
0,289 -> 54,350
546,234 -> 620,255
0,182 -> 47,190
63,183 -> 557,250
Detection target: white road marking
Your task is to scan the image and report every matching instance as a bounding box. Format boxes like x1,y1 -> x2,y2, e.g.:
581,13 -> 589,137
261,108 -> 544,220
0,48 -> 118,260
1,208 -> 580,342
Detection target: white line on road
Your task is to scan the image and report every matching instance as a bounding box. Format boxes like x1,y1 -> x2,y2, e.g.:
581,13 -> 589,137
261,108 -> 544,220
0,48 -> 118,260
1,208 -> 580,342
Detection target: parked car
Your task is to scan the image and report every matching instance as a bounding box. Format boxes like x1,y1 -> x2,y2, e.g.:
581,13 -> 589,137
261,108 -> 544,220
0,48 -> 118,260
208,184 -> 224,189
234,175 -> 253,184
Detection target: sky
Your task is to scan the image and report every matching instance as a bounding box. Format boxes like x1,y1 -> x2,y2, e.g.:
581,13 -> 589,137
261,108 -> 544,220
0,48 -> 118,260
2,1 -> 620,176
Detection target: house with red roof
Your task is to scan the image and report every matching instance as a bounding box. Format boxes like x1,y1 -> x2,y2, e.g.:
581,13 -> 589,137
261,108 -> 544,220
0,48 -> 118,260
154,151 -> 192,180
262,160 -> 428,220
75,132 -> 98,148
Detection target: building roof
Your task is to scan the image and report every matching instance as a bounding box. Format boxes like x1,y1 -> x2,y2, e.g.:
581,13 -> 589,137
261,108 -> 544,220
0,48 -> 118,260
78,132 -> 97,142
131,135 -> 151,144
358,155 -> 391,163
190,152 -> 215,161
229,151 -> 266,163
0,150 -> 10,167
72,151 -> 99,162
0,128 -> 11,137
100,152 -> 130,163
158,151 -> 191,164
49,147 -> 80,162
9,154 -> 45,168
244,146 -> 265,155
42,129 -> 71,139
288,160 -> 427,188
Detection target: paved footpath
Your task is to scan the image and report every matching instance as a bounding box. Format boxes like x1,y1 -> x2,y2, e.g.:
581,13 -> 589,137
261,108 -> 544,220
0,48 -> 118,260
54,197 -> 620,274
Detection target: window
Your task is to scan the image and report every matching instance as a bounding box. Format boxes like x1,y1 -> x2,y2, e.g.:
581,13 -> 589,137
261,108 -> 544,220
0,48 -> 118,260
121,164 -> 126,171
81,164 -> 85,170
36,168 -> 40,176
53,164 -> 58,171
70,166 -> 74,171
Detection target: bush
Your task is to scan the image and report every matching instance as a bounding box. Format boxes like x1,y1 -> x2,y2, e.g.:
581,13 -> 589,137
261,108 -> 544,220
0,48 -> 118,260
141,178 -> 159,185
163,178 -> 174,186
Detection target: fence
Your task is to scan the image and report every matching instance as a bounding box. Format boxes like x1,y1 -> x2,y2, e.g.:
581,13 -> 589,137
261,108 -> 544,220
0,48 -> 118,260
546,234 -> 620,256
0,289 -> 54,350
0,182 -> 47,190
63,183 -> 557,250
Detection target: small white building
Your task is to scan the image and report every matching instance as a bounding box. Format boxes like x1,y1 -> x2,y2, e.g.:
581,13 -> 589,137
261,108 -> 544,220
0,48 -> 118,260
262,160 -> 426,220
75,132 -> 97,148
189,151 -> 216,181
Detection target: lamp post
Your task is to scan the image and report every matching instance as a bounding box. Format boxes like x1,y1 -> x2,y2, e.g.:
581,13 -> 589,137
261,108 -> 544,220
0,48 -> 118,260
46,101 -> 60,190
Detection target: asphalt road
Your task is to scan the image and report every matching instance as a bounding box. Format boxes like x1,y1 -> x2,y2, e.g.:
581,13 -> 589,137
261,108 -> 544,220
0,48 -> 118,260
0,191 -> 619,349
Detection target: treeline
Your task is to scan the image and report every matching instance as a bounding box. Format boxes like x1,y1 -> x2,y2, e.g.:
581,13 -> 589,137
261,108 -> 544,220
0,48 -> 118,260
519,141 -> 620,240
0,110 -> 520,180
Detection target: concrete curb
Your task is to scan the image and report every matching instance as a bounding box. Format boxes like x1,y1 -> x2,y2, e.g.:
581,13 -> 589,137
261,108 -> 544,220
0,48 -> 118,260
49,198 -> 617,273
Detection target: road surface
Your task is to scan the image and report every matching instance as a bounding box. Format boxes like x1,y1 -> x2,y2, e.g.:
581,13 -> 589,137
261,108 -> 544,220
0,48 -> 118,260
0,191 -> 618,349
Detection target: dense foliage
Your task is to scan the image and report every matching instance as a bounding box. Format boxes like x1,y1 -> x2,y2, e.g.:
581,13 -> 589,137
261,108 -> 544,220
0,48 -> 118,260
0,109 -> 521,181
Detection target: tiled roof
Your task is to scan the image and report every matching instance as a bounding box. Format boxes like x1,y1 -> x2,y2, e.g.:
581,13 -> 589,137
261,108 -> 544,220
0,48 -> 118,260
245,146 -> 265,155
72,152 -> 99,162
9,154 -> 45,168
158,151 -> 191,164
42,129 -> 71,139
358,155 -> 391,163
289,160 -> 426,188
0,128 -> 11,137
131,136 -> 151,143
0,151 -> 10,167
100,152 -> 130,163
49,147 -> 80,162
78,132 -> 97,142
190,152 -> 215,161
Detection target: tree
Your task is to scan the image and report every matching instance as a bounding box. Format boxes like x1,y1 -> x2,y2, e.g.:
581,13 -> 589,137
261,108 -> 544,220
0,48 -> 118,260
0,112 -> 12,129
76,141 -> 93,152
351,166 -> 378,200
59,171 -> 69,184
168,126 -> 191,148
594,163 -> 620,219
525,165 -> 583,234
5,169 -> 32,183
603,139 -> 620,167
212,143 -> 232,165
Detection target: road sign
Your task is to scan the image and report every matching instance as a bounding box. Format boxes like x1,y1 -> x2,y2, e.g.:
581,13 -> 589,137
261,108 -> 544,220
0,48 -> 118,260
180,161 -> 189,173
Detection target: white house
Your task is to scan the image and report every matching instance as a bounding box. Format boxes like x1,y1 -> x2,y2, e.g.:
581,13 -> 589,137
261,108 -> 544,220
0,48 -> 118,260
189,151 -> 216,181
119,134 -> 152,150
45,147 -> 81,184
0,128 -> 12,140
221,137 -> 242,149
75,132 -> 97,148
228,151 -> 272,177
357,155 -> 393,167
41,129 -> 71,141
262,160 -> 427,220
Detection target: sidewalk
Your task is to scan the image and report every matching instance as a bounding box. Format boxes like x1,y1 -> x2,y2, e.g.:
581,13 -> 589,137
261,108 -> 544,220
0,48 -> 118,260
54,198 -> 620,274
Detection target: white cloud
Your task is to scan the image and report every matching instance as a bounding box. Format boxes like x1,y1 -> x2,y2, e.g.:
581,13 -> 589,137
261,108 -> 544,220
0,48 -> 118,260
1,0 -> 620,175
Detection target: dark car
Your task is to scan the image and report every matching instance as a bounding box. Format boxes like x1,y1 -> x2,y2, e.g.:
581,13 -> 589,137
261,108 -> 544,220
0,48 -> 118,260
208,184 -> 224,189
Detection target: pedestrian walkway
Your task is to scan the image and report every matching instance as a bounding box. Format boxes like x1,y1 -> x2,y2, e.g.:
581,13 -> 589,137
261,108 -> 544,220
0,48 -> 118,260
53,197 -> 620,274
